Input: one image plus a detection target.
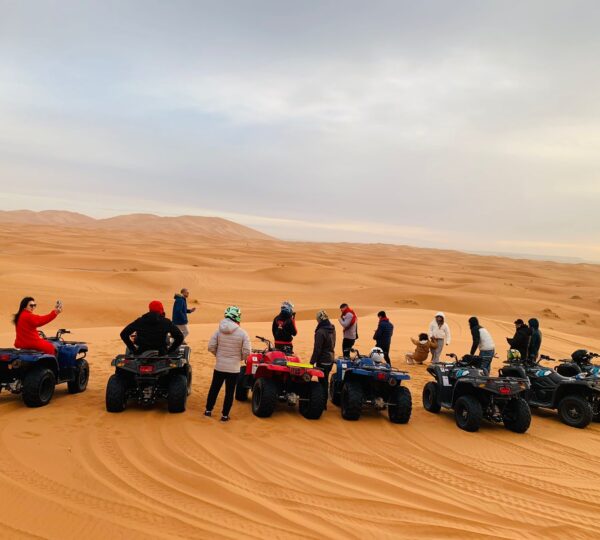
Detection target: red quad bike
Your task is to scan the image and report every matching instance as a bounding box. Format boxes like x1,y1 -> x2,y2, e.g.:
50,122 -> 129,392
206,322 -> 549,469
235,336 -> 327,419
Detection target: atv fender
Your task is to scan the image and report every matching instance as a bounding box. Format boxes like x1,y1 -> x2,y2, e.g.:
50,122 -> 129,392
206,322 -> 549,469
552,383 -> 598,407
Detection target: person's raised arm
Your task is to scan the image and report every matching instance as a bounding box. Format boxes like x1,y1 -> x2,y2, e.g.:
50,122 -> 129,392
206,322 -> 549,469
30,310 -> 59,327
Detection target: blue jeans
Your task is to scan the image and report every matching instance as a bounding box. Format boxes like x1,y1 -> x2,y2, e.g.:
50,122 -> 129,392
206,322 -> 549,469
480,349 -> 495,375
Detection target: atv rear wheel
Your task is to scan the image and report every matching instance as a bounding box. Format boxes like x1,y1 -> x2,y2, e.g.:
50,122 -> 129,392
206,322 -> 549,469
22,367 -> 56,407
106,373 -> 128,412
502,398 -> 531,433
235,366 -> 249,402
252,378 -> 278,418
422,381 -> 441,413
299,382 -> 326,419
68,359 -> 89,394
388,386 -> 412,424
329,378 -> 341,407
558,395 -> 592,428
341,381 -> 363,421
454,395 -> 483,432
168,374 -> 188,413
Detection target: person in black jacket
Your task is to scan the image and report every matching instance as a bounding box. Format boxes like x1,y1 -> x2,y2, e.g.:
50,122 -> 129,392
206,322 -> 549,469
528,318 -> 542,362
120,300 -> 184,356
272,301 -> 297,352
373,311 -> 394,364
506,319 -> 530,360
310,310 -> 336,401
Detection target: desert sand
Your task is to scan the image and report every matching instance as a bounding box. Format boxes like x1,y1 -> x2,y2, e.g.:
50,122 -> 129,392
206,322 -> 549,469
1,212 -> 600,539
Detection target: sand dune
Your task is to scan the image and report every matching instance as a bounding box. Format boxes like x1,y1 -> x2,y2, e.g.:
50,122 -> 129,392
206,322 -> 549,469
1,219 -> 600,539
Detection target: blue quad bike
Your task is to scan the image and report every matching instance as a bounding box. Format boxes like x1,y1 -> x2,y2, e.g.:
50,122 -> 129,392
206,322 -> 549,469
329,349 -> 412,423
423,353 -> 531,433
0,329 -> 89,407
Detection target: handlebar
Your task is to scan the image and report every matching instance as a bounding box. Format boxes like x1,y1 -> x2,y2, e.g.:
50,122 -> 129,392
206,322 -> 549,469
540,354 -> 556,362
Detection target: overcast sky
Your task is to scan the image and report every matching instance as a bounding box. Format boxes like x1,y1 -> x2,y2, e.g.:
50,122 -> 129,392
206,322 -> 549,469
1,1 -> 599,260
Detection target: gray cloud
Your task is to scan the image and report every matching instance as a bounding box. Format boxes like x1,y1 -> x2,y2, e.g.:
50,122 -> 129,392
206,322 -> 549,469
1,1 -> 599,259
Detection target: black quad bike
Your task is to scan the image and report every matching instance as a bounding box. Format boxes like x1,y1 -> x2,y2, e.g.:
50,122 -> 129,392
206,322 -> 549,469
500,353 -> 600,428
105,346 -> 192,413
556,350 -> 600,379
423,353 -> 531,433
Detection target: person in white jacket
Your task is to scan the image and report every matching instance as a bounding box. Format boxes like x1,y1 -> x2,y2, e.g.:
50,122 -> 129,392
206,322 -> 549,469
428,311 -> 451,363
205,306 -> 251,422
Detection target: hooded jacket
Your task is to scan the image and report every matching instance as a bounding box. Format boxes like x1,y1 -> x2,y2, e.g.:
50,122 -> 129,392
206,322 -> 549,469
272,310 -> 298,345
428,312 -> 451,344
120,312 -> 183,355
410,337 -> 438,363
468,317 -> 495,355
14,309 -> 58,351
310,319 -> 336,366
507,324 -> 530,359
528,318 -> 542,360
208,318 -> 252,373
172,294 -> 192,325
373,317 -> 394,350
339,307 -> 358,339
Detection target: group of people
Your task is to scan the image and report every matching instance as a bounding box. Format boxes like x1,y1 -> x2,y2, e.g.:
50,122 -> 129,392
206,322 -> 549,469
10,293 -> 543,420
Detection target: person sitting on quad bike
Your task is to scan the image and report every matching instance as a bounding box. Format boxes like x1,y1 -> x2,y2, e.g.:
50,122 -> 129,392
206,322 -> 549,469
205,306 -> 251,422
310,310 -> 336,400
13,297 -> 63,356
272,301 -> 297,352
120,301 -> 183,356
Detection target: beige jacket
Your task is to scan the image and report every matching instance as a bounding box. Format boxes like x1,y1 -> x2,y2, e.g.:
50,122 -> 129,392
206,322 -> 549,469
208,318 -> 252,373
410,337 -> 438,363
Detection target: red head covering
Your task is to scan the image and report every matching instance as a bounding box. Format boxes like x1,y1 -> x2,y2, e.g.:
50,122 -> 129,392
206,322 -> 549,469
148,300 -> 165,316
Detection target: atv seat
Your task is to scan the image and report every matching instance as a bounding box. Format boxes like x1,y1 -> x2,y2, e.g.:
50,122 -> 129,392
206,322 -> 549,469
500,366 -> 527,378
136,350 -> 159,358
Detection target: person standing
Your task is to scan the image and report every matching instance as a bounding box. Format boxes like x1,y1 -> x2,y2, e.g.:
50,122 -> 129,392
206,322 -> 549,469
338,303 -> 358,358
373,311 -> 394,364
310,310 -> 336,403
272,301 -> 297,352
468,316 -> 496,375
14,297 -> 63,355
506,319 -> 530,360
428,312 -> 451,363
172,288 -> 196,342
527,318 -> 542,362
205,306 -> 251,422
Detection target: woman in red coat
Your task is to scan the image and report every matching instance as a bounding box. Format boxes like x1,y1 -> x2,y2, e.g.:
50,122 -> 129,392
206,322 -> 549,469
13,297 -> 63,355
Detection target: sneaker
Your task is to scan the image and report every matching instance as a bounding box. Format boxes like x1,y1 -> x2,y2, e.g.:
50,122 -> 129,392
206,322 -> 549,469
204,410 -> 212,417
220,415 -> 230,422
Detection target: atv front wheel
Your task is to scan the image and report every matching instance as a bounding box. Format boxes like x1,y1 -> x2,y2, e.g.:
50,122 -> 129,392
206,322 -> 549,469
341,381 -> 363,421
558,395 -> 592,428
388,386 -> 412,424
23,367 -> 56,407
299,382 -> 326,420
68,359 -> 89,394
502,398 -> 531,433
329,378 -> 341,407
422,381 -> 441,413
106,373 -> 128,412
252,378 -> 278,418
235,367 -> 249,402
168,374 -> 188,413
454,395 -> 483,432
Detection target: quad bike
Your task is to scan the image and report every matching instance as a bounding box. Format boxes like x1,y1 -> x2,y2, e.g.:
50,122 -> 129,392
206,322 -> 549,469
423,353 -> 531,433
235,336 -> 326,419
329,349 -> 412,423
556,350 -> 600,379
0,329 -> 89,407
105,345 -> 192,413
500,351 -> 600,428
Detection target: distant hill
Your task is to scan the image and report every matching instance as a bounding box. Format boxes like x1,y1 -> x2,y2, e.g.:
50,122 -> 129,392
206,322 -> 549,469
0,210 -> 275,241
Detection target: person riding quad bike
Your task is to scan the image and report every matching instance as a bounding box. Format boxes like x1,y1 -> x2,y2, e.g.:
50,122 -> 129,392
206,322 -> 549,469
120,301 -> 183,356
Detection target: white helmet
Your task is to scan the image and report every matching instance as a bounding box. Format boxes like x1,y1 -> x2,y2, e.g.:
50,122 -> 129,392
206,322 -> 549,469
370,347 -> 385,363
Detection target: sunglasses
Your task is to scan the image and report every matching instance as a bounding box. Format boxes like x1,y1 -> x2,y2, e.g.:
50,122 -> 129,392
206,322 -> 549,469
28,303 -> 37,308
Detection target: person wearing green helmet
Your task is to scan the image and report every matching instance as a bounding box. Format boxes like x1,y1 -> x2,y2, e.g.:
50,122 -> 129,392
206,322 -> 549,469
205,305 -> 251,422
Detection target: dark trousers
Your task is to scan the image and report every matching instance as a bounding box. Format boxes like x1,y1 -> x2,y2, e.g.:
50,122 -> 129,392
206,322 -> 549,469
377,344 -> 391,365
342,338 -> 356,358
205,369 -> 238,416
316,363 -> 333,401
